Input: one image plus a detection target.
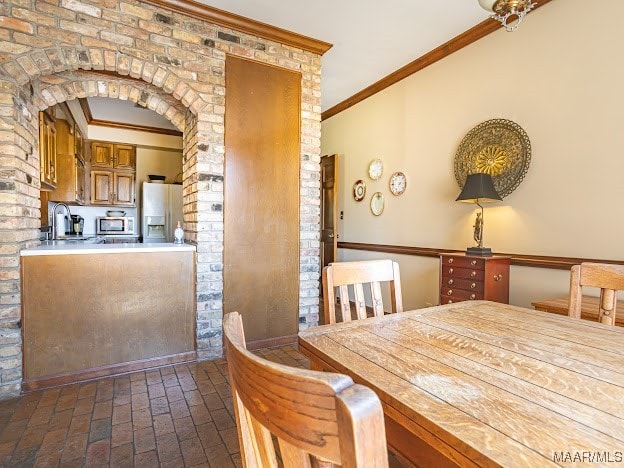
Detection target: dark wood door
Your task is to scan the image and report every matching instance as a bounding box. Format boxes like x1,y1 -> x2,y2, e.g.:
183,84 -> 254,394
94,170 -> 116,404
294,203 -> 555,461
320,154 -> 337,270
224,56 -> 301,346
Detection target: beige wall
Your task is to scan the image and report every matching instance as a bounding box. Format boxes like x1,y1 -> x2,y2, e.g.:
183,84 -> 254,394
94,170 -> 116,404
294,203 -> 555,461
322,0 -> 623,309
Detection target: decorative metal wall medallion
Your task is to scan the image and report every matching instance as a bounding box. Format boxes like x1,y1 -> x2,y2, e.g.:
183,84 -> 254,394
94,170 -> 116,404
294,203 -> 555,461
454,119 -> 531,198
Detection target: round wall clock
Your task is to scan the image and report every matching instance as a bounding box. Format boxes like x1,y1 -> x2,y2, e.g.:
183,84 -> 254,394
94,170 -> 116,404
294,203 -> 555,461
389,172 -> 407,196
370,192 -> 384,216
353,180 -> 366,201
368,159 -> 383,180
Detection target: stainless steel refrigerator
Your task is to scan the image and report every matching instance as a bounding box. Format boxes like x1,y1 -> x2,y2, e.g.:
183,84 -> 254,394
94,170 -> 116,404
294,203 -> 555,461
141,182 -> 183,243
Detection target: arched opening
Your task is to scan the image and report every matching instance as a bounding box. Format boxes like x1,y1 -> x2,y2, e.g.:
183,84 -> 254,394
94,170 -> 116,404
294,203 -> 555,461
0,8 -> 323,396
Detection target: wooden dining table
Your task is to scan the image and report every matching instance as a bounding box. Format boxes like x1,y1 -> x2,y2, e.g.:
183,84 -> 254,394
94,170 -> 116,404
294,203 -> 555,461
298,301 -> 624,467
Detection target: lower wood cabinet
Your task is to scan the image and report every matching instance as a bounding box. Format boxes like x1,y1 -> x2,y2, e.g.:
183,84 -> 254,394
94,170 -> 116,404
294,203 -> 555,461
439,254 -> 510,305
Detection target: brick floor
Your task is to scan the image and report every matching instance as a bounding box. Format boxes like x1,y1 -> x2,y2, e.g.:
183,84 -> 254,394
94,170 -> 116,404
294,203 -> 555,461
0,345 -> 309,467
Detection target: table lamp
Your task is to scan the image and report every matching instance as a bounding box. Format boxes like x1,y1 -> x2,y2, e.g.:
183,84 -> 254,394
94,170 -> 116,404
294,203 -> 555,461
456,173 -> 502,257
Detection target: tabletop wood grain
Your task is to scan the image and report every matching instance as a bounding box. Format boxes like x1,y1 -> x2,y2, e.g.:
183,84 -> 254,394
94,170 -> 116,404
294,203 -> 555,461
298,301 -> 624,467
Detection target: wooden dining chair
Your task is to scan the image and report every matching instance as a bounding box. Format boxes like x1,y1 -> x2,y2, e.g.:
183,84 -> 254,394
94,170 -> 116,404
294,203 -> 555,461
323,259 -> 403,325
569,262 -> 624,326
223,312 -> 389,468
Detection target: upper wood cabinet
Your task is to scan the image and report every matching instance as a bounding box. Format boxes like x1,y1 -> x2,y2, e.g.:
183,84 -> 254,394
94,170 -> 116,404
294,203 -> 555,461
89,140 -> 137,207
90,170 -> 135,206
91,142 -> 112,167
39,111 -> 57,191
49,119 -> 85,205
91,142 -> 136,170
114,144 -> 135,170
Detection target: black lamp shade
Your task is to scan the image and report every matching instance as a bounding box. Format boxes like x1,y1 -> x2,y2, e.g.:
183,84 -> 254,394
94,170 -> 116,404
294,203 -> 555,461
456,173 -> 502,203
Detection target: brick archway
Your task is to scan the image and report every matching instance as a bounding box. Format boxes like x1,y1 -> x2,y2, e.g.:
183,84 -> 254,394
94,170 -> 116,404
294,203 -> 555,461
0,0 -> 322,398
33,71 -> 187,132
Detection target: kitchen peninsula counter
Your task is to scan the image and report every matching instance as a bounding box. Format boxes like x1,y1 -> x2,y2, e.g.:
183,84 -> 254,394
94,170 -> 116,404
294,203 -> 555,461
21,243 -> 196,391
22,242 -> 195,256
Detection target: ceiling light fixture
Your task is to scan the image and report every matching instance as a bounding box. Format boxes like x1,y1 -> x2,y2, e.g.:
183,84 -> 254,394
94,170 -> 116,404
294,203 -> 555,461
478,0 -> 537,32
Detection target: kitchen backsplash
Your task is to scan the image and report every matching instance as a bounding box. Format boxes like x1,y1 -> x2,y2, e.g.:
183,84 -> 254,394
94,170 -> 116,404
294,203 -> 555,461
47,203 -> 138,235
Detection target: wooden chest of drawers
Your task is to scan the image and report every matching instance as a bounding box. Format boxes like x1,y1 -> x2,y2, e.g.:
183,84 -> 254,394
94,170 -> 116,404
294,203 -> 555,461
439,254 -> 510,305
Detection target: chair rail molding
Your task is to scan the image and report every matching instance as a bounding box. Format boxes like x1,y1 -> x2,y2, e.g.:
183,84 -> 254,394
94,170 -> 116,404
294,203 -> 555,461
338,241 -> 624,271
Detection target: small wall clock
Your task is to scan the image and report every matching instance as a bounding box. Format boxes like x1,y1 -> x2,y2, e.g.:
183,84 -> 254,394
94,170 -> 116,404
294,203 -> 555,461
368,159 -> 383,180
389,172 -> 406,196
353,180 -> 366,201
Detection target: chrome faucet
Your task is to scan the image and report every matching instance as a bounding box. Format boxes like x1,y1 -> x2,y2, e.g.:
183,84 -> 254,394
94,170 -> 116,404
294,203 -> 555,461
51,202 -> 72,239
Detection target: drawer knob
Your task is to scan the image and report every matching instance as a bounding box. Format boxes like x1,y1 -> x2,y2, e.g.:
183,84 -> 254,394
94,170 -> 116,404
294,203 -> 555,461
448,268 -> 454,274
470,260 -> 476,266
447,290 -> 453,295
470,271 -> 477,277
448,279 -> 454,285
470,283 -> 476,289
494,274 -> 504,281
448,258 -> 454,264
470,294 -> 476,300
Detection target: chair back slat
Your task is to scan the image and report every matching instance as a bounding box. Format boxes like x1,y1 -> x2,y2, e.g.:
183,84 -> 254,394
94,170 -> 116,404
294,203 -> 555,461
370,281 -> 384,317
569,262 -> 624,326
224,312 -> 388,467
323,260 -> 403,325
338,285 -> 351,322
278,438 -> 313,468
353,283 -> 367,320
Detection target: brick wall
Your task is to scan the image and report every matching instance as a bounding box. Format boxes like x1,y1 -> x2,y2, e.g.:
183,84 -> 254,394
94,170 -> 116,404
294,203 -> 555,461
0,0 -> 321,397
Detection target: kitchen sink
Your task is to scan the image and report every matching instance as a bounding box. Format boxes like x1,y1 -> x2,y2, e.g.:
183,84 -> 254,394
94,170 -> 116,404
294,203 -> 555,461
42,236 -> 105,245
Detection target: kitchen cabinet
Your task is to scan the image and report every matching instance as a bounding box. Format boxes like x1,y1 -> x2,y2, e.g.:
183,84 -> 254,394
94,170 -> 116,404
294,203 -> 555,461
91,142 -> 136,170
89,140 -> 136,206
49,119 -> 85,205
90,170 -> 135,206
39,111 -> 57,191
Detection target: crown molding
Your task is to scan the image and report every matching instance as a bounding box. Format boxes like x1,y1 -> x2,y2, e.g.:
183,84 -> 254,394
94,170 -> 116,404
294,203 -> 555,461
141,0 -> 332,55
78,98 -> 92,122
89,118 -> 183,137
322,0 -> 553,121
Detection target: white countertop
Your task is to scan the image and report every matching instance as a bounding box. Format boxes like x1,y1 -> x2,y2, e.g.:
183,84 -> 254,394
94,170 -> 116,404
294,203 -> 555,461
21,242 -> 196,256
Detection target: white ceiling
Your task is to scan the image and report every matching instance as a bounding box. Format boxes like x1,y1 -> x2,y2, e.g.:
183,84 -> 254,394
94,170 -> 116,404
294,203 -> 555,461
88,1 -> 492,129
201,0 -> 491,110
87,97 -> 178,130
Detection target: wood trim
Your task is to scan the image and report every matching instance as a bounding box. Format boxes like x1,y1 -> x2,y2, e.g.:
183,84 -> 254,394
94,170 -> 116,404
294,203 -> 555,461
78,98 -> 92,122
21,351 -> 197,392
141,0 -> 332,55
337,241 -> 624,271
246,334 -> 298,351
321,0 -> 553,121
89,118 -> 183,136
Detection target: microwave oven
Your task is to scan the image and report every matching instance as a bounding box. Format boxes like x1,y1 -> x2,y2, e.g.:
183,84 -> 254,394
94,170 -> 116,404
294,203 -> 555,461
96,216 -> 135,235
